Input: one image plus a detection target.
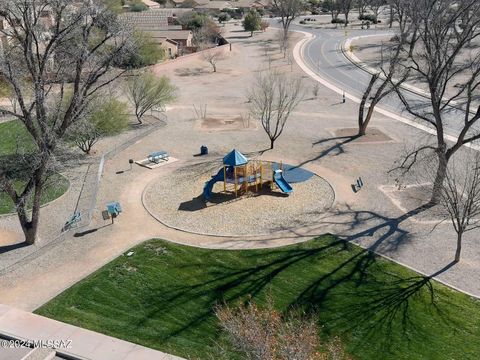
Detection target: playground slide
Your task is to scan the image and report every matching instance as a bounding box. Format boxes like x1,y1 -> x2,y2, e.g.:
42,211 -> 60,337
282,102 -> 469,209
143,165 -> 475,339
274,172 -> 293,194
203,168 -> 225,201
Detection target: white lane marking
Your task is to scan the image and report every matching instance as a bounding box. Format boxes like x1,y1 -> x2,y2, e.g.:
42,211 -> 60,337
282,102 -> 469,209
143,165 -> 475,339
291,30 -> 480,151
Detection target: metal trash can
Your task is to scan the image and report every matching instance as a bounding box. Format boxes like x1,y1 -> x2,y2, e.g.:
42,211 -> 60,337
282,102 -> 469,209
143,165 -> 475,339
200,145 -> 208,155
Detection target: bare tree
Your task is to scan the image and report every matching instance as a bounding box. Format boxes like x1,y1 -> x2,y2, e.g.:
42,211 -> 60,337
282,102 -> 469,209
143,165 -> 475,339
367,0 -> 384,24
200,45 -> 226,73
394,0 -> 480,204
339,0 -> 354,26
358,39 -> 408,136
357,0 -> 368,17
0,0 -> 131,244
271,0 -> 305,48
437,154 -> 480,263
390,0 -> 419,57
327,0 -> 342,21
215,297 -> 350,360
276,27 -> 290,59
248,71 -> 304,149
125,73 -> 176,124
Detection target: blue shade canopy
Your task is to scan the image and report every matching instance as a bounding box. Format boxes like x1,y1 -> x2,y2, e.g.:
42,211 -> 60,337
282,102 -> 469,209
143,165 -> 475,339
223,149 -> 248,166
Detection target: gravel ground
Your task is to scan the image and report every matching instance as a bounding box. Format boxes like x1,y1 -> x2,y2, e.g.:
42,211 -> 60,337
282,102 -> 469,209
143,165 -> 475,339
1,24 -> 480,311
144,163 -> 334,236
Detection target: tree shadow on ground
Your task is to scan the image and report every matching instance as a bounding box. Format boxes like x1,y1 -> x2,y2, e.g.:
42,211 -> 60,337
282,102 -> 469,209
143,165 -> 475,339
0,241 -> 29,254
288,135 -> 359,170
174,68 -> 209,77
178,185 -> 289,212
138,202 -> 459,354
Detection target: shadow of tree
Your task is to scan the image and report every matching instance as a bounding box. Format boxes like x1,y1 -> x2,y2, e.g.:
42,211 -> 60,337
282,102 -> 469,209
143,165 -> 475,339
134,202 -> 459,355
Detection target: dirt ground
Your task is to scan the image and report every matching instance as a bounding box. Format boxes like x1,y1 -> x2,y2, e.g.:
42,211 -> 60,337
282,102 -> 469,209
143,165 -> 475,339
0,23 -> 479,311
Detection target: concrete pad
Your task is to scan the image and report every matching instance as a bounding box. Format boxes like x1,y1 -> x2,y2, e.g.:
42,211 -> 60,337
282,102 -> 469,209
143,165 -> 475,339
85,336 -> 135,360
65,327 -> 104,355
135,157 -> 178,170
0,305 -> 181,360
123,345 -> 182,360
0,308 -> 64,340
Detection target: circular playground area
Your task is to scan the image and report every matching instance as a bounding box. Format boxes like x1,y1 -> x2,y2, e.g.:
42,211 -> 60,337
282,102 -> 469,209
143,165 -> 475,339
144,151 -> 335,237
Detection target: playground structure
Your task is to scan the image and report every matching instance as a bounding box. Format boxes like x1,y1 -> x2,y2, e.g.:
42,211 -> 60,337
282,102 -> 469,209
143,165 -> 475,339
203,149 -> 293,202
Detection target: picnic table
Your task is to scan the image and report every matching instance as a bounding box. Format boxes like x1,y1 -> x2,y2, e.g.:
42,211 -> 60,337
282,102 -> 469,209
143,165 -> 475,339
148,151 -> 169,164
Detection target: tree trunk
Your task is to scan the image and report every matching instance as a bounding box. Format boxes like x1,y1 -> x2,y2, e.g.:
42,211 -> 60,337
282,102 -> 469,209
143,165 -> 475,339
358,105 -> 375,136
270,138 -> 274,149
389,3 -> 393,28
358,73 -> 378,136
430,151 -> 448,205
454,232 -> 462,262
408,29 -> 417,58
135,110 -> 143,124
16,178 -> 43,245
213,63 -> 217,72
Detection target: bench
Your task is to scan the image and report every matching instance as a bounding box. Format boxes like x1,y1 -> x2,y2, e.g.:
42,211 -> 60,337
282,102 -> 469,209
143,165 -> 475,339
62,212 -> 81,232
148,151 -> 169,164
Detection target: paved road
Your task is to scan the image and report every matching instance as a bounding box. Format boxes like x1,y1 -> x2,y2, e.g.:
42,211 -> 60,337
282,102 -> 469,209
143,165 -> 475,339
272,21 -> 473,139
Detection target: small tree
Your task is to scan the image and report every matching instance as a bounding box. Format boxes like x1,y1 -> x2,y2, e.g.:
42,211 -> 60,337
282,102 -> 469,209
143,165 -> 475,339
67,98 -> 129,154
260,19 -> 270,32
218,12 -> 231,24
125,73 -> 177,124
116,31 -> 165,69
248,71 -> 304,149
215,298 -> 350,359
243,10 -> 262,37
271,0 -> 305,45
437,154 -> 480,263
194,18 -> 222,45
339,0 -> 354,26
200,45 -> 227,73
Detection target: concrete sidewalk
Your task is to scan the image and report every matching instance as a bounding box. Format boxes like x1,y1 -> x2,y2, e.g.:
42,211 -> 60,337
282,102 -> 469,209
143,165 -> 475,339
0,304 -> 183,360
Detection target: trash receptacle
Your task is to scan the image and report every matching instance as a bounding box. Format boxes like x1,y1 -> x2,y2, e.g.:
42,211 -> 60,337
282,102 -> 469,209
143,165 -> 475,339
200,145 -> 208,155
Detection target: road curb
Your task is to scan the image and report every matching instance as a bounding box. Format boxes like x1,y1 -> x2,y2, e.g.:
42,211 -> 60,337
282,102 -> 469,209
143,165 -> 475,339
291,29 -> 480,152
342,34 -> 467,110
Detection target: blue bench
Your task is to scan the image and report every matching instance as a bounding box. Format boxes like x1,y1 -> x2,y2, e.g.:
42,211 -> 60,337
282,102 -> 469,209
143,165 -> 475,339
62,212 -> 81,232
148,151 -> 169,164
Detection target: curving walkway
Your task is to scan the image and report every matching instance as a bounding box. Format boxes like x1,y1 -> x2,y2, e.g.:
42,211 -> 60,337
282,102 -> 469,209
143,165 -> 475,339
0,24 -> 479,318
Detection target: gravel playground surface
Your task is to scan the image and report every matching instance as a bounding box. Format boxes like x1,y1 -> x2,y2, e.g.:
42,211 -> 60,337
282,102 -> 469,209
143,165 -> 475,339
1,23 -> 480,312
144,162 -> 335,236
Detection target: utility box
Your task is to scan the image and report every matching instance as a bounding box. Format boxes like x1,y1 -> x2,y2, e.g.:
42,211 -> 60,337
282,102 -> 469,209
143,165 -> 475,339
200,145 -> 208,155
106,201 -> 122,217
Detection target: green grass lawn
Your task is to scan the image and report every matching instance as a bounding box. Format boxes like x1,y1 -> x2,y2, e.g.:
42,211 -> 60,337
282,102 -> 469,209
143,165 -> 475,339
36,236 -> 480,359
0,120 -> 69,214
0,120 -> 36,156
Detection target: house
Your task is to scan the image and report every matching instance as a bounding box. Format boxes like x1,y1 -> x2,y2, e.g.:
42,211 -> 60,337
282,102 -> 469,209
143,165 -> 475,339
148,30 -> 193,47
230,0 -> 270,10
167,0 -> 200,8
120,10 -> 170,30
141,0 -> 162,9
146,29 -> 193,48
120,8 -> 194,31
158,38 -> 179,58
195,1 -> 235,13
